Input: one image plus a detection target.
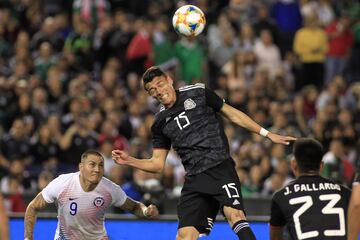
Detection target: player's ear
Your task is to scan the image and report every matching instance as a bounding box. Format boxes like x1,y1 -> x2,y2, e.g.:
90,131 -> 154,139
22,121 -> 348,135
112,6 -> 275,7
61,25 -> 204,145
319,161 -> 324,172
79,162 -> 83,171
166,75 -> 173,86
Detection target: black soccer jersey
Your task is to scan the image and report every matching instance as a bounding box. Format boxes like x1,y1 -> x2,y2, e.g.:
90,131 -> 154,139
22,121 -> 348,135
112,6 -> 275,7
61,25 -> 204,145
270,175 -> 351,240
151,83 -> 231,175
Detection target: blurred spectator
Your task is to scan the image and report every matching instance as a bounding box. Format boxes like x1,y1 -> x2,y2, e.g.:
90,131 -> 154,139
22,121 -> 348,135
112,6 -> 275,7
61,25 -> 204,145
238,22 -> 255,52
0,159 -> 33,212
34,42 -> 58,80
63,20 -> 93,71
36,171 -> 54,190
324,14 -> 354,85
261,172 -> 286,196
253,29 -> 282,79
59,113 -> 98,165
253,4 -> 279,45
72,0 -> 111,32
293,14 -> 327,90
347,15 -> 360,83
300,0 -> 335,27
98,120 -> 129,151
322,139 -> 355,185
152,16 -> 176,68
226,0 -> 257,31
271,0 -> 302,56
241,165 -> 263,198
30,17 -> 64,52
175,37 -> 206,84
122,168 -> 164,210
125,18 -> 154,75
30,124 -> 60,169
97,10 -> 133,67
0,119 -> 31,170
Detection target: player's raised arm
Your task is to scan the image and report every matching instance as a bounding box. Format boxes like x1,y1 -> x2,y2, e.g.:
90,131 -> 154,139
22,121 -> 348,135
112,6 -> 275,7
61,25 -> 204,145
24,192 -> 50,240
220,103 -> 296,145
112,148 -> 169,173
120,197 -> 159,219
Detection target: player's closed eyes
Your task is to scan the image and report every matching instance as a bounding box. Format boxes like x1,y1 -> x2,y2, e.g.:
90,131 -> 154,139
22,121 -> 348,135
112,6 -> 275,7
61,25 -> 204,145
148,81 -> 166,96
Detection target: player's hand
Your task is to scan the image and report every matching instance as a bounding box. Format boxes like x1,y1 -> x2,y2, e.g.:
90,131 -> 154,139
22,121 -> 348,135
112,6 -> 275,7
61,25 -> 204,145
267,132 -> 296,145
144,204 -> 159,218
112,150 -> 130,165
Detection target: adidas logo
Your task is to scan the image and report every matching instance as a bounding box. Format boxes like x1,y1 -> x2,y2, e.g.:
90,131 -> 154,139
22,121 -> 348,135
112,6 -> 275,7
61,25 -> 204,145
232,199 -> 240,205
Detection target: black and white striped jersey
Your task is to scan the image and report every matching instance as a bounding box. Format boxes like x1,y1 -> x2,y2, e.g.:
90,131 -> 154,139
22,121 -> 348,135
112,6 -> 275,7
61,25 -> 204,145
151,83 -> 231,175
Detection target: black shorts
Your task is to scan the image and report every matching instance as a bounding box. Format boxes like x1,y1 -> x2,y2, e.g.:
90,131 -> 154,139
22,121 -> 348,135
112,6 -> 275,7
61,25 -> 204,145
177,159 -> 245,235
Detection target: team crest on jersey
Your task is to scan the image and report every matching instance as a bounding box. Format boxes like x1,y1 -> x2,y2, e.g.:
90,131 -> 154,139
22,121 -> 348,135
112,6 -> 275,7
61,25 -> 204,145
184,98 -> 196,110
93,197 -> 105,207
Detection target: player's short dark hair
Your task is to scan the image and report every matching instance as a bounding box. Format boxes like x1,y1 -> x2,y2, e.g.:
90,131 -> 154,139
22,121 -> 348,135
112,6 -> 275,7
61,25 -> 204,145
81,149 -> 104,162
293,138 -> 323,172
142,66 -> 166,90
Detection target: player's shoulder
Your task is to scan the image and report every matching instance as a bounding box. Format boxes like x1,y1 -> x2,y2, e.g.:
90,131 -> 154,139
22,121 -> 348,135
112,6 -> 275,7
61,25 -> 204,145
178,83 -> 205,92
316,175 -> 351,191
99,176 -> 121,191
53,172 -> 78,183
272,178 -> 297,198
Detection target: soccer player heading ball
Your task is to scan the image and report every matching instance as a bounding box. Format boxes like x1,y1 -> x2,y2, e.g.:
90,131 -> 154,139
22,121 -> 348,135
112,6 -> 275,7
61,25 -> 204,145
112,66 -> 295,240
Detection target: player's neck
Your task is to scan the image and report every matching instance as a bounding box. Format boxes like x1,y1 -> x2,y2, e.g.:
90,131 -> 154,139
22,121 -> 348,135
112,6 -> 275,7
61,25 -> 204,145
79,175 -> 98,192
298,171 -> 320,177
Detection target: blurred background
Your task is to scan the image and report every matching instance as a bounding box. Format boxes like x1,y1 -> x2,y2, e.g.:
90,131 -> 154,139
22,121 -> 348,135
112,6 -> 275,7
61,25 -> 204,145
0,0 -> 359,226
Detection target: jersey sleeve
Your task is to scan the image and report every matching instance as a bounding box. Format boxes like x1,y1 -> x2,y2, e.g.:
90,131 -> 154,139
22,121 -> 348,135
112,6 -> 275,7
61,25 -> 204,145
151,123 -> 171,150
270,196 -> 286,227
109,182 -> 127,207
205,88 -> 224,112
42,174 -> 69,203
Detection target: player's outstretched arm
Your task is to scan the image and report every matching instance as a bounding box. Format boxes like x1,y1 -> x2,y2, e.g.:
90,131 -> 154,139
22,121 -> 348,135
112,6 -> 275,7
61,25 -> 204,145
24,192 -> 50,240
348,184 -> 360,240
120,197 -> 159,219
220,103 -> 296,145
0,194 -> 9,240
112,148 -> 169,173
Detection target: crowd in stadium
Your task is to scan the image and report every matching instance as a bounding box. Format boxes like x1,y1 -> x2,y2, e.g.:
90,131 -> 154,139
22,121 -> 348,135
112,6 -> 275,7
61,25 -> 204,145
0,0 -> 359,214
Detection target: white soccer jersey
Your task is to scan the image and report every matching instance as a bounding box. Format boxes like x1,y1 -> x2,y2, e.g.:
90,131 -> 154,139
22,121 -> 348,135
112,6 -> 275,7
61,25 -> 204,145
42,172 -> 127,240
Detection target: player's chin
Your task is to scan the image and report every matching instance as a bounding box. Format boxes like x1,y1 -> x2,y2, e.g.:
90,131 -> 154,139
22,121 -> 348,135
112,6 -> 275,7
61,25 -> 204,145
90,175 -> 102,183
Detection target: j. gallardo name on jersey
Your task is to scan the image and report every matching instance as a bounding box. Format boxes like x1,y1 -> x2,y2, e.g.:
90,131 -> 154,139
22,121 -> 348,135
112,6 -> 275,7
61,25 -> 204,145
284,182 -> 341,195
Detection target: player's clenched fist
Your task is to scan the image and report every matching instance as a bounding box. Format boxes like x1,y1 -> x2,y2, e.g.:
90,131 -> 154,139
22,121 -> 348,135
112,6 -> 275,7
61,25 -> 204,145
144,204 -> 159,218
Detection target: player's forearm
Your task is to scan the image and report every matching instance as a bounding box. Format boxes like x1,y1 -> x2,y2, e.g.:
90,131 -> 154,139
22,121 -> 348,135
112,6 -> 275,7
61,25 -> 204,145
121,198 -> 149,218
222,105 -> 262,134
126,156 -> 164,173
132,202 -> 148,218
347,202 -> 360,240
24,203 -> 39,239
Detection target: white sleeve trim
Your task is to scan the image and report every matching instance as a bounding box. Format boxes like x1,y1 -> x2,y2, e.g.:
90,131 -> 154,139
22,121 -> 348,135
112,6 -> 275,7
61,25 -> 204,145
179,83 -> 205,92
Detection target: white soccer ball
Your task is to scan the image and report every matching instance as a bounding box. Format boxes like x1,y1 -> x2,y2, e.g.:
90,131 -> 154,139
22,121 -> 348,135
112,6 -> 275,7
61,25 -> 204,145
172,5 -> 206,37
